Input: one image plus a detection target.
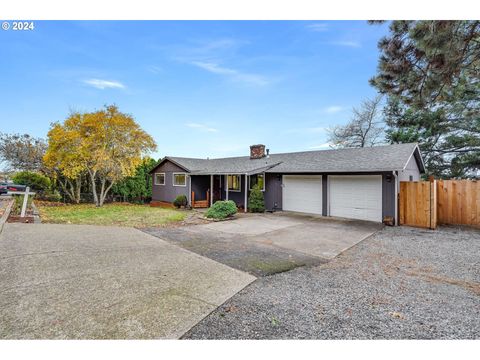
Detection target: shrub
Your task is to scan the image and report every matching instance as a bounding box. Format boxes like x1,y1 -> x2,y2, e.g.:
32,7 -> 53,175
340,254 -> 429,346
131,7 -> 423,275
248,184 -> 265,213
40,190 -> 62,202
205,200 -> 237,219
12,171 -> 51,191
173,194 -> 188,208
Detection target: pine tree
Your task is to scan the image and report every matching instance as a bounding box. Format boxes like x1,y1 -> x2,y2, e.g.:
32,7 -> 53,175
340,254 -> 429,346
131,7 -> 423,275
370,21 -> 480,178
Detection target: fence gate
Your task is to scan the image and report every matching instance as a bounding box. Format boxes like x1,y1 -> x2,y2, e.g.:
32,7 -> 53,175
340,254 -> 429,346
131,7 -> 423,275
399,181 -> 437,229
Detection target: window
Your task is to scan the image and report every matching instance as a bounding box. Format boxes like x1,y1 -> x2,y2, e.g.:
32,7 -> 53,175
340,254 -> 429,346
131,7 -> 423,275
154,173 -> 165,185
228,175 -> 241,191
409,175 -> 413,182
173,173 -> 187,187
249,173 -> 265,191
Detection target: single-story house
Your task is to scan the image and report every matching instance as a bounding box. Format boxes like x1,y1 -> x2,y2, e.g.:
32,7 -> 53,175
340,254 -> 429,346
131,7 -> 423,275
149,143 -> 424,224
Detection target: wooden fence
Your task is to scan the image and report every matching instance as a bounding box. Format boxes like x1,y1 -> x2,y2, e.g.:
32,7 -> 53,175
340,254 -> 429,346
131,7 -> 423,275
437,180 -> 479,226
399,179 -> 479,229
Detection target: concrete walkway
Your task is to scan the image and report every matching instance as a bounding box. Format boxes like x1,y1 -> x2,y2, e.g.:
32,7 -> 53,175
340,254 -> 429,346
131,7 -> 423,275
0,223 -> 255,339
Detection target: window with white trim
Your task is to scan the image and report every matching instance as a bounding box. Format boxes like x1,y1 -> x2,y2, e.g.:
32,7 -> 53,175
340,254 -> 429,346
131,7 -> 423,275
228,175 -> 241,192
249,173 -> 265,191
173,173 -> 187,186
154,173 -> 165,185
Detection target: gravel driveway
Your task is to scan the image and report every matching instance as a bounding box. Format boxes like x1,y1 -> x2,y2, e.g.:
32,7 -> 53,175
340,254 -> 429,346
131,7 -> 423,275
183,225 -> 480,339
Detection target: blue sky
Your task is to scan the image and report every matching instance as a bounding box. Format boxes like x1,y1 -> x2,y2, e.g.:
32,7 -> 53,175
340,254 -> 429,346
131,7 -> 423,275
0,21 -> 388,160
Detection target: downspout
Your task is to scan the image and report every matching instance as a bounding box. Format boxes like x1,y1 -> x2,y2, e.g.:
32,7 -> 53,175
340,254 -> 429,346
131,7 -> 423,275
393,171 -> 398,226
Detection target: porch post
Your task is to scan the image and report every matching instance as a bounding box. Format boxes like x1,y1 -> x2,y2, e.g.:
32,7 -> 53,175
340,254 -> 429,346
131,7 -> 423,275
244,173 -> 248,213
210,174 -> 213,207
225,174 -> 229,201
188,175 -> 192,206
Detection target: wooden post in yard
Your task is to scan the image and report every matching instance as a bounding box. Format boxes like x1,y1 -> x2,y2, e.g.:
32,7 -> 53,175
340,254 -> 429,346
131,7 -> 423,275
20,187 -> 30,218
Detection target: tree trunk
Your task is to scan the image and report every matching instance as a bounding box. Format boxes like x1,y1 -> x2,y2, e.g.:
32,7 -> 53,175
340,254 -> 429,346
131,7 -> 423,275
58,176 -> 82,204
99,178 -> 106,207
74,175 -> 82,204
99,179 -> 113,207
88,169 -> 99,206
58,179 -> 74,203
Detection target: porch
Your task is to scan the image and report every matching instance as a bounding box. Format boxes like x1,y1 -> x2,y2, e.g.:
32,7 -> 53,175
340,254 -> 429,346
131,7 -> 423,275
190,173 -> 263,212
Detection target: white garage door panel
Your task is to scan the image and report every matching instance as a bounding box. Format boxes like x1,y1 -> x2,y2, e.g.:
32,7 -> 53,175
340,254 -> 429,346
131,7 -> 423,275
283,175 -> 323,215
329,175 -> 382,222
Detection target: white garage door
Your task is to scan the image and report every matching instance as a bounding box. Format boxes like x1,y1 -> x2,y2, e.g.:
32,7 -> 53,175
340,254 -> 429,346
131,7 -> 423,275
329,175 -> 382,222
282,175 -> 323,215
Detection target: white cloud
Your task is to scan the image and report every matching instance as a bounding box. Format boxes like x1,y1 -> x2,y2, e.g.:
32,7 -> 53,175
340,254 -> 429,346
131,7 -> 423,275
190,61 -> 269,87
306,23 -> 329,32
185,122 -> 218,133
324,106 -> 344,114
83,79 -> 125,89
330,40 -> 361,48
147,65 -> 163,74
309,143 -> 332,149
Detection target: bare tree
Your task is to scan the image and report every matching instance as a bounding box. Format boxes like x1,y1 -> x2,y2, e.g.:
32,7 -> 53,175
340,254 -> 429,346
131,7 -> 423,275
0,133 -> 47,172
328,96 -> 385,148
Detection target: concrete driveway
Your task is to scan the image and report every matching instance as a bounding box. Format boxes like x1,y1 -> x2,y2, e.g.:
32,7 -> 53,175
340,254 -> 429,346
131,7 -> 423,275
144,212 -> 382,277
204,213 -> 382,259
0,223 -> 254,339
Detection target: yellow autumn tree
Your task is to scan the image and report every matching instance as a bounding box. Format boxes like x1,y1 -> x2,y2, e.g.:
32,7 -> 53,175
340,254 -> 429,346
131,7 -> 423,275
44,105 -> 157,206
43,112 -> 85,203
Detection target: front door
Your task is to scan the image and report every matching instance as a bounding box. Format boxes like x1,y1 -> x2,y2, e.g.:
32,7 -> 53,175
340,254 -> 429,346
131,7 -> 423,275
212,175 -> 222,202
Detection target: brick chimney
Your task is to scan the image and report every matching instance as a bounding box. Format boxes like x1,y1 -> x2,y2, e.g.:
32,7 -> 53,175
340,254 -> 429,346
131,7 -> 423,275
250,144 -> 266,159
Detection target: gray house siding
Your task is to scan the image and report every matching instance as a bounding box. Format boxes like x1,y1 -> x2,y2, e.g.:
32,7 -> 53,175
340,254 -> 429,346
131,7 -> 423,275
382,173 -> 396,220
151,161 -> 188,203
322,176 -> 328,216
398,154 -> 421,182
264,173 -> 282,211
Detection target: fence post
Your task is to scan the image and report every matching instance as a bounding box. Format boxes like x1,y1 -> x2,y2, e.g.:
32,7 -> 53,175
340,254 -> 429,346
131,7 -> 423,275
20,187 -> 30,218
429,180 -> 437,229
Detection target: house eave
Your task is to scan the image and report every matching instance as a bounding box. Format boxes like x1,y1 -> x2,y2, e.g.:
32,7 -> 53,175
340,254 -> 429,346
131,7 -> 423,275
148,156 -> 191,174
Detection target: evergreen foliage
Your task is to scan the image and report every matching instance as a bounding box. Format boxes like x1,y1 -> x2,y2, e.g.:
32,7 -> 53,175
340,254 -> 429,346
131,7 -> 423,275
248,184 -> 265,213
205,200 -> 237,219
370,21 -> 480,178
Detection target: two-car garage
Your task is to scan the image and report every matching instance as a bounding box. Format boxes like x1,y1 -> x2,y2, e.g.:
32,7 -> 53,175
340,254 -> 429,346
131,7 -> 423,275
282,175 -> 383,222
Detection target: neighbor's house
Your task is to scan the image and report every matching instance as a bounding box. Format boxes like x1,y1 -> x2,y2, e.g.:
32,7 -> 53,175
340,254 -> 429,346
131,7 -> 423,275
149,143 -> 424,224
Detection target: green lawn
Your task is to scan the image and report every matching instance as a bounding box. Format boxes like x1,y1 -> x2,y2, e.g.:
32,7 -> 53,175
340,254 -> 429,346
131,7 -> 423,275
38,203 -> 187,227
